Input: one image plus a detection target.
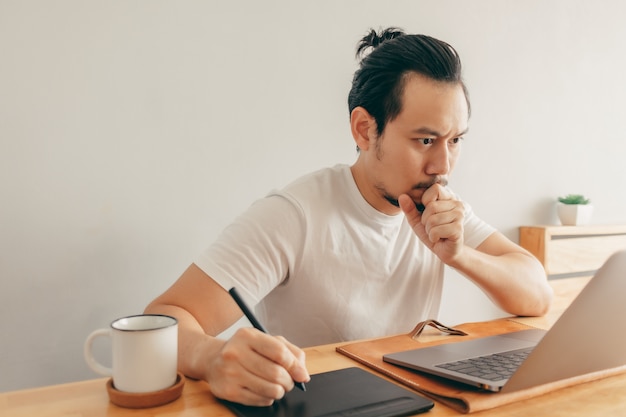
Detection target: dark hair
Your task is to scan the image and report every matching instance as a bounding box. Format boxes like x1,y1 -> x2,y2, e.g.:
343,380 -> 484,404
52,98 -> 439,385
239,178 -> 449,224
348,27 -> 470,137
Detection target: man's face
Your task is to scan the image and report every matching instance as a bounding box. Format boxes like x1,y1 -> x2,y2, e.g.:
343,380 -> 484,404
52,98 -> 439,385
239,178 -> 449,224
357,73 -> 469,215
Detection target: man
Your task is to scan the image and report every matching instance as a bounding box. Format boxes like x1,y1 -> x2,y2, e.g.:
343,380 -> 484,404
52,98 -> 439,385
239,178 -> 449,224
145,27 -> 552,406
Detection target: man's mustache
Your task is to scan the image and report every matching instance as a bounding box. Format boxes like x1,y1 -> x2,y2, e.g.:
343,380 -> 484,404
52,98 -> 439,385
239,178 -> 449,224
413,177 -> 448,190
385,177 -> 448,212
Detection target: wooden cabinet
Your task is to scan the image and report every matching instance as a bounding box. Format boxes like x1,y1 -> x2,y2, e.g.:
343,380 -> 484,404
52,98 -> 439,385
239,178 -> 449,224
519,225 -> 626,279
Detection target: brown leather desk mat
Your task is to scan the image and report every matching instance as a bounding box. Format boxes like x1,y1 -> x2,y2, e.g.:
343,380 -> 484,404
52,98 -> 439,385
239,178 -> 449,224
336,318 -> 626,414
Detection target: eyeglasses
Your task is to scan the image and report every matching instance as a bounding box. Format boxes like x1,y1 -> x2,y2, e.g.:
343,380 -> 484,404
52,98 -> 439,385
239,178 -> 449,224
409,319 -> 468,340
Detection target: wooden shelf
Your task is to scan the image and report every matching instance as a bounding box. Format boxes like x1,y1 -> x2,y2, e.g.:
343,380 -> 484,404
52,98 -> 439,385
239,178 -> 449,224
519,225 -> 626,279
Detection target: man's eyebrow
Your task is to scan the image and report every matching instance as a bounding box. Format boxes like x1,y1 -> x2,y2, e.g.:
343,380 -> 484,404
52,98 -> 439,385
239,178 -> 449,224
410,127 -> 469,137
457,127 -> 469,137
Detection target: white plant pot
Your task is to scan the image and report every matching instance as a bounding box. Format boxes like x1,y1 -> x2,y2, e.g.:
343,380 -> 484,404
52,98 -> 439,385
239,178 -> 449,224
557,203 -> 593,226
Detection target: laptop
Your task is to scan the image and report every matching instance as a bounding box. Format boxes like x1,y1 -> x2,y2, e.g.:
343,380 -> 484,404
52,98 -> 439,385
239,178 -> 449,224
221,367 -> 434,417
383,249 -> 626,393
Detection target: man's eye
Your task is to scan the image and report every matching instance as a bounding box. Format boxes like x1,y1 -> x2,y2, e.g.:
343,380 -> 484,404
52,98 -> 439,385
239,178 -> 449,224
420,138 -> 434,145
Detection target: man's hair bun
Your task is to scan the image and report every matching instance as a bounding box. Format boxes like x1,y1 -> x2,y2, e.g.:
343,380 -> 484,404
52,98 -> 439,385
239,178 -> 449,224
356,27 -> 406,58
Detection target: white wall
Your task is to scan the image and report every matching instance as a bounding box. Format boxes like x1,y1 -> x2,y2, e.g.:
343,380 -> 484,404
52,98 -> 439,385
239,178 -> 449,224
2,0 -> 626,392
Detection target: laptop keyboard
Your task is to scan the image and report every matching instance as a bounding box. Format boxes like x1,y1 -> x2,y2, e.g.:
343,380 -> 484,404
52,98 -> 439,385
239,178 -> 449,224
435,347 -> 533,381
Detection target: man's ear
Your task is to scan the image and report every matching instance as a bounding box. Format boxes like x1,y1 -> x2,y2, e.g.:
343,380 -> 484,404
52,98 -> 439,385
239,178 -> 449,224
350,107 -> 377,151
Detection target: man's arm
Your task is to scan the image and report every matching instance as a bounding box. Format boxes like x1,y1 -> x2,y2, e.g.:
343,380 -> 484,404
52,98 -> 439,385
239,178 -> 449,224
144,264 -> 310,406
399,188 -> 552,316
449,232 -> 553,316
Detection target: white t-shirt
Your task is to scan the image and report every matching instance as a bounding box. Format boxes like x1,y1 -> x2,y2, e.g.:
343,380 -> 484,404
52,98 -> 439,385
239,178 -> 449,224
195,164 -> 495,346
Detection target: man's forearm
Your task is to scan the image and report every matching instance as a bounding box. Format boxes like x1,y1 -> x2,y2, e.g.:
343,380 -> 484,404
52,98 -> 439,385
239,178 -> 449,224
144,302 -> 224,381
450,247 -> 553,316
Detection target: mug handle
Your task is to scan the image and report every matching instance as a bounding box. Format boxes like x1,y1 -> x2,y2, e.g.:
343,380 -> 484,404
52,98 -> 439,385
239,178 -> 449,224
84,328 -> 113,376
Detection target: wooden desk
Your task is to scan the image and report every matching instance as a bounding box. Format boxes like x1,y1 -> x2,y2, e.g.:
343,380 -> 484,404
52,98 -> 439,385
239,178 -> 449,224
3,277 -> 626,416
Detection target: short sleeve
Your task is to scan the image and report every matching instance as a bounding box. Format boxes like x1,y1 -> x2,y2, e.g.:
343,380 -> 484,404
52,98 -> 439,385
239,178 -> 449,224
462,200 -> 496,248
194,193 -> 306,305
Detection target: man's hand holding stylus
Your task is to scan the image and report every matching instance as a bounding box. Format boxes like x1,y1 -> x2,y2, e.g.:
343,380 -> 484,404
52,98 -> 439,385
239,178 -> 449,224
207,328 -> 310,406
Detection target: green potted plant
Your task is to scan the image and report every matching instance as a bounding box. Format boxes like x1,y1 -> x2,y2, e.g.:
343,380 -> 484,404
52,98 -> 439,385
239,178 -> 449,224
557,194 -> 593,225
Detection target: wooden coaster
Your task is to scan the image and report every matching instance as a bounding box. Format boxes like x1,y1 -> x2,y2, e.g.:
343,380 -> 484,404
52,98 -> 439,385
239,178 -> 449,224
106,372 -> 185,408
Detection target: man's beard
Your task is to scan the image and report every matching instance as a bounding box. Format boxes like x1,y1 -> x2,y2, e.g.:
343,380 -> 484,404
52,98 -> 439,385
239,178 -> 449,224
384,195 -> 426,213
381,177 -> 448,213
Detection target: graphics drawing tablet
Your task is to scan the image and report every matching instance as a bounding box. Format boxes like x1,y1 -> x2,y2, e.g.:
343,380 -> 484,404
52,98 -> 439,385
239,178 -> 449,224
221,366 -> 434,417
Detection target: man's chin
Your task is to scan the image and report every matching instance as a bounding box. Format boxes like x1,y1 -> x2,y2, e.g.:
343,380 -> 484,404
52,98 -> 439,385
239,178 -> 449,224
384,196 -> 400,208
384,195 -> 425,213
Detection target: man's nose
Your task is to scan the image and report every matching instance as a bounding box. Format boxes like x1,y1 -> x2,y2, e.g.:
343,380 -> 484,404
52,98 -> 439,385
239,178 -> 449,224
425,145 -> 451,175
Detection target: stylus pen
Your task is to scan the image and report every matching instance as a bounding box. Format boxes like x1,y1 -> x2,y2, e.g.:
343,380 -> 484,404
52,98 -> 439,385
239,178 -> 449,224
228,287 -> 307,392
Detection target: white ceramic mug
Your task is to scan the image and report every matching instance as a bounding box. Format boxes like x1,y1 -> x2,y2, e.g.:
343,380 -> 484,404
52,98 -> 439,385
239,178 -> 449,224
84,314 -> 178,393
